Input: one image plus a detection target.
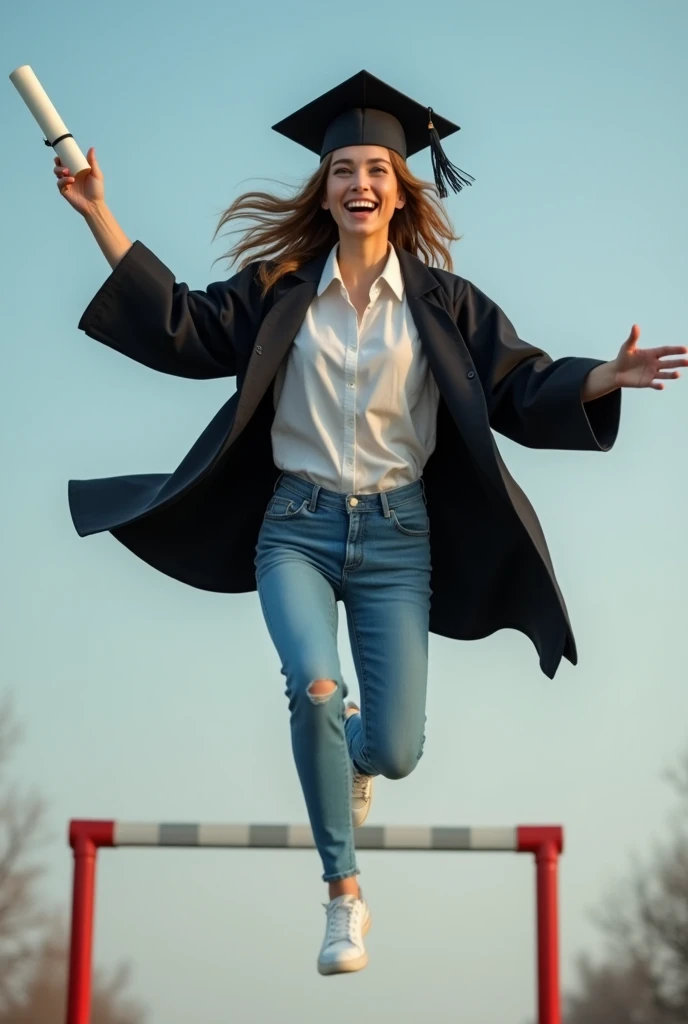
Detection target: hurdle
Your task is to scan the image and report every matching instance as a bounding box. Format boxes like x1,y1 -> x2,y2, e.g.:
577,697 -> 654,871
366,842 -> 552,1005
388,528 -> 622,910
66,820 -> 563,1024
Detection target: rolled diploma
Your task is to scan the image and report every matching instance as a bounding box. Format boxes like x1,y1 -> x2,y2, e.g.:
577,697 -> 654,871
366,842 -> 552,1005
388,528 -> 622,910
9,65 -> 90,177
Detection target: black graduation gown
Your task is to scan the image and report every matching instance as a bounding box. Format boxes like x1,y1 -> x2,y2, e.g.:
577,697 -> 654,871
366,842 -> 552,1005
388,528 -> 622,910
68,241 -> 621,678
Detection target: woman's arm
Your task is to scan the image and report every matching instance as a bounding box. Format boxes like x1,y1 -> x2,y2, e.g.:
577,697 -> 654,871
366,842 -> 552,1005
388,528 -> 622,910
84,202 -> 133,270
581,324 -> 687,400
77,240 -> 263,380
454,278 -> 622,451
580,361 -> 618,402
55,148 -> 258,379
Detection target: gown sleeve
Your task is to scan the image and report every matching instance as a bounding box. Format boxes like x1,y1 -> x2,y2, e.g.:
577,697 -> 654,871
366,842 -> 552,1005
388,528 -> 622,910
78,240 -> 263,379
454,278 -> 621,451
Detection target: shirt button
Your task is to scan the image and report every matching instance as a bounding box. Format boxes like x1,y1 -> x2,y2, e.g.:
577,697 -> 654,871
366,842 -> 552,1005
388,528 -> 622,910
467,370 -> 475,379
348,380 -> 355,388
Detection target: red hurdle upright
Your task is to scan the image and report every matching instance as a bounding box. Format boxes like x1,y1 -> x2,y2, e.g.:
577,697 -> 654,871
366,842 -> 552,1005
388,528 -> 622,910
66,820 -> 563,1024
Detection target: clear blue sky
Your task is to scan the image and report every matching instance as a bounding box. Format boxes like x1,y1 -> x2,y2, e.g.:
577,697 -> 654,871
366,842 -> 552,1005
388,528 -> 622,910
2,1 -> 687,1021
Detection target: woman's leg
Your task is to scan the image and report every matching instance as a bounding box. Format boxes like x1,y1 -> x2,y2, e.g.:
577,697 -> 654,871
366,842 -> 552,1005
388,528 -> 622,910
254,552 -> 358,888
256,550 -> 358,888
343,488 -> 432,783
256,501 -> 372,975
255,474 -> 434,975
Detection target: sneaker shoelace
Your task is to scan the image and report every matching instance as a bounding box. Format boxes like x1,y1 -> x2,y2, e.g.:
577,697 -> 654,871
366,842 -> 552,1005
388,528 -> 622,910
325,898 -> 362,945
352,771 -> 372,801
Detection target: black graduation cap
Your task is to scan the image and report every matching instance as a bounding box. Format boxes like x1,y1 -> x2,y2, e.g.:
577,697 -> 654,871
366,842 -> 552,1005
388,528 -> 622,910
271,70 -> 474,199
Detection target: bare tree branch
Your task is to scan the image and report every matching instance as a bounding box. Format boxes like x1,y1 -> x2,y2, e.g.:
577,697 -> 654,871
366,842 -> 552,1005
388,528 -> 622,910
560,739 -> 688,1024
0,692 -> 147,1021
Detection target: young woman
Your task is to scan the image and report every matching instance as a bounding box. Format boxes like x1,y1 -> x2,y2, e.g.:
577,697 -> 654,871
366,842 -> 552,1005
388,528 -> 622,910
54,71 -> 686,976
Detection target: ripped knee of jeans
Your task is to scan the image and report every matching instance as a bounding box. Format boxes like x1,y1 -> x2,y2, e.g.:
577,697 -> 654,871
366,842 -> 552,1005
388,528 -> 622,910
307,679 -> 338,705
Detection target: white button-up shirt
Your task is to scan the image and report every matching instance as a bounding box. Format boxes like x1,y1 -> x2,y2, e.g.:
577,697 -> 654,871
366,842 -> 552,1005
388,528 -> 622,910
271,242 -> 440,494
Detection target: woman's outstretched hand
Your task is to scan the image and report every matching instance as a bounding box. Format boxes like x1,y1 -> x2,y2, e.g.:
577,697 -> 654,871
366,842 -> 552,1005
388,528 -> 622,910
53,146 -> 104,218
582,325 -> 688,402
612,325 -> 688,390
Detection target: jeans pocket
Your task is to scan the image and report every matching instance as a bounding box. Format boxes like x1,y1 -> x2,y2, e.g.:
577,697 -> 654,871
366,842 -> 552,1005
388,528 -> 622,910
389,497 -> 430,537
263,493 -> 309,521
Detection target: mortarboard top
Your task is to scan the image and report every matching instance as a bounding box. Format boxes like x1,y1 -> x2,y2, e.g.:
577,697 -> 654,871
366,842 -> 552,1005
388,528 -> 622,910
271,70 -> 473,199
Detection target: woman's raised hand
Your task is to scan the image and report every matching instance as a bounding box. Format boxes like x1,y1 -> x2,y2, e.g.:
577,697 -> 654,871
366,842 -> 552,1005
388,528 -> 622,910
53,146 -> 104,217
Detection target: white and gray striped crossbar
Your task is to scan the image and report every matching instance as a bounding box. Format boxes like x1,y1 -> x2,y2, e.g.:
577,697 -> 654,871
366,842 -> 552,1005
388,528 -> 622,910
69,821 -> 564,855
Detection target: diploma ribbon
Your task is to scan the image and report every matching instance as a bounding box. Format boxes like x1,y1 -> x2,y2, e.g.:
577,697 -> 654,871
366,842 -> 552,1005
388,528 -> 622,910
44,132 -> 74,148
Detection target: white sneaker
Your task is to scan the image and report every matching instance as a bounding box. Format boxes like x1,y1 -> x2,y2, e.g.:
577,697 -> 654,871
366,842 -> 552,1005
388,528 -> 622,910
345,703 -> 373,827
317,893 -> 371,976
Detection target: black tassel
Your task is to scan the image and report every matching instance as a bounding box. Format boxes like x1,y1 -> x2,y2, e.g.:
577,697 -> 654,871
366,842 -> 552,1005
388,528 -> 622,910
427,108 -> 474,198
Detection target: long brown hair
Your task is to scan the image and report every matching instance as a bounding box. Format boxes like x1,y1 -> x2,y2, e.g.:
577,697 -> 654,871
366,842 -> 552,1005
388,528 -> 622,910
212,150 -> 461,297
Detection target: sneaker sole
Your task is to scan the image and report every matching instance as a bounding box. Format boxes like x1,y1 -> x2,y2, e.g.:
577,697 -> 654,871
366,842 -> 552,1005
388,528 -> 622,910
317,911 -> 371,976
352,801 -> 372,828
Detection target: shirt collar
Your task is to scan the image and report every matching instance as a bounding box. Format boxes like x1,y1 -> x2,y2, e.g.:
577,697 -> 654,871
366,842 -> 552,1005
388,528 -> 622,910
317,243 -> 405,301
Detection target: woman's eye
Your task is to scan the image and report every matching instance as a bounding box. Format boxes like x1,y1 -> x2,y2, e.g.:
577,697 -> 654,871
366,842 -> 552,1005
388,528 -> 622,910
333,167 -> 386,175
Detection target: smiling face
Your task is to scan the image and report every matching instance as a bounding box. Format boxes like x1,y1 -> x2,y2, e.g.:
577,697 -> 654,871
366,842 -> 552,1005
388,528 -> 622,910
321,145 -> 406,242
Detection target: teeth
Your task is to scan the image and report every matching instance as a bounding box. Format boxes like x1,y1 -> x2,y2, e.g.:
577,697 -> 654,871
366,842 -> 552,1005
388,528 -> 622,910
346,202 -> 376,211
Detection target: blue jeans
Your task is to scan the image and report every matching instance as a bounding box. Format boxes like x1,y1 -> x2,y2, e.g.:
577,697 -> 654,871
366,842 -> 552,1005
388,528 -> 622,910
254,472 -> 432,882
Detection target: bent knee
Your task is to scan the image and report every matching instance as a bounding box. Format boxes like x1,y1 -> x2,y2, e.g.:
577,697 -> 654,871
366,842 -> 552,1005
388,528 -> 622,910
372,746 -> 423,780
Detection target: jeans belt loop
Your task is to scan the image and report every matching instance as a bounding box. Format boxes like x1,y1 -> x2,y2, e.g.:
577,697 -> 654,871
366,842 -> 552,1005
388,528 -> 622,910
380,490 -> 391,518
308,484 -> 320,513
273,471 -> 284,494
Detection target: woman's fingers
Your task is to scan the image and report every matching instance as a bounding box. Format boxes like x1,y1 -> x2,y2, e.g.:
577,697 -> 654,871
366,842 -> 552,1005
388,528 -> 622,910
56,169 -> 75,190
658,358 -> 688,369
87,147 -> 102,179
648,346 -> 688,360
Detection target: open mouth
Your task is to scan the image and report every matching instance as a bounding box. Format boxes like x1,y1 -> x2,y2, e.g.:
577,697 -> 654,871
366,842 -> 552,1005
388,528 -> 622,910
344,200 -> 379,218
